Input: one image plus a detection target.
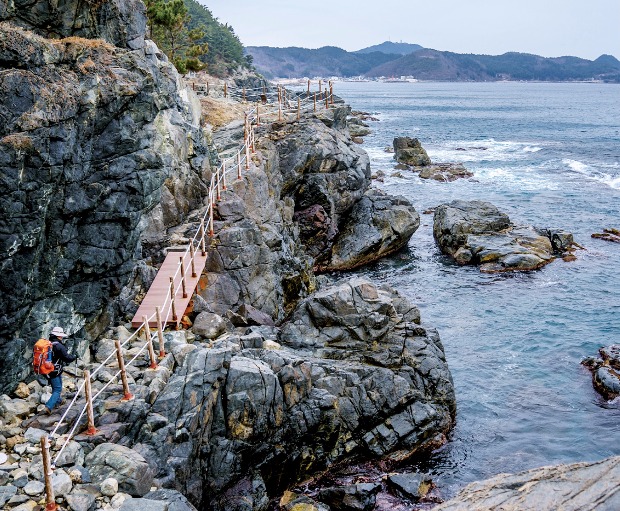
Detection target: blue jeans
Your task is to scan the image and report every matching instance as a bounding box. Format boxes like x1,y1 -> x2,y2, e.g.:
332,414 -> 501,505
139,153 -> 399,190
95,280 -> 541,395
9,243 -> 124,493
46,374 -> 63,410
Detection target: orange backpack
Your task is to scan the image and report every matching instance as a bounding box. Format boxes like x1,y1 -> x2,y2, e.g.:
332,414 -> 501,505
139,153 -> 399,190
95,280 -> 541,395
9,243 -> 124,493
33,339 -> 55,375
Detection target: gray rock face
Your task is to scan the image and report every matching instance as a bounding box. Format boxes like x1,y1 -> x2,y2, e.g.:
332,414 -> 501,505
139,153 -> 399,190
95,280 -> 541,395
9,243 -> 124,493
433,456 -> 620,511
393,137 -> 431,166
123,278 -> 454,510
0,0 -> 147,49
433,200 -> 573,272
84,443 -> 154,497
0,22 -> 211,393
144,489 -> 199,511
324,189 -> 420,271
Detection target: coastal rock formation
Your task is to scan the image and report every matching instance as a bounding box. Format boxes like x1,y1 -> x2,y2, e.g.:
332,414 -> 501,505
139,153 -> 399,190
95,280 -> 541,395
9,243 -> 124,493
433,456 -> 620,511
322,189 -> 420,271
582,345 -> 620,399
0,18 -> 211,393
591,227 -> 620,243
194,105 -> 420,319
1,278 -> 454,510
0,0 -> 146,49
418,163 -> 473,182
433,200 -> 575,272
394,137 -> 431,166
393,137 -> 473,181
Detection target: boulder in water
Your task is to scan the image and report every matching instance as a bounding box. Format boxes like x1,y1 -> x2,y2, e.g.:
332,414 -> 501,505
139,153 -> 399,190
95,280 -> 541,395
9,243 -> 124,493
433,200 -> 575,272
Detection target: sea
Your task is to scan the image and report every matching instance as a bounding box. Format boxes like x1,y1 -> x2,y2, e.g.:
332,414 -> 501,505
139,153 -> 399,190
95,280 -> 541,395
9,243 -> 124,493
335,81 -> 620,499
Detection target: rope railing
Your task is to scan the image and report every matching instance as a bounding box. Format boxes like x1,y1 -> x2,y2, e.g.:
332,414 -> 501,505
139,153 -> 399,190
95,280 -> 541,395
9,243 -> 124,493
40,78 -> 339,507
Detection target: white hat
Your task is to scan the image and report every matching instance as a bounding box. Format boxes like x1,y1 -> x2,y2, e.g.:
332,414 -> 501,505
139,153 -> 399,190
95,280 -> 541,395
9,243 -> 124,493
51,326 -> 68,338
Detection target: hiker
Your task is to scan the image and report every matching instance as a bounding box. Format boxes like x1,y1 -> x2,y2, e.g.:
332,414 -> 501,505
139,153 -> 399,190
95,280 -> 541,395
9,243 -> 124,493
43,326 -> 77,414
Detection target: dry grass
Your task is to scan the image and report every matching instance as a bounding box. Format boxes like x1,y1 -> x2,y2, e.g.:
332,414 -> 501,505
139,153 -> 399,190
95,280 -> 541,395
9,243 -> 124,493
200,96 -> 247,129
77,57 -> 97,74
1,134 -> 34,151
54,36 -> 114,52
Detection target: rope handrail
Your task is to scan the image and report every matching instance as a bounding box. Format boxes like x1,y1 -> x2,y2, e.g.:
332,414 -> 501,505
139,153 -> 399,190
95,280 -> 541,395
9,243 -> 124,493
46,79 -> 338,469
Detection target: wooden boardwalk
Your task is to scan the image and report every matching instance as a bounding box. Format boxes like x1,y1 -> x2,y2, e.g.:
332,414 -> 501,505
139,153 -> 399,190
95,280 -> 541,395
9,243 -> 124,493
131,248 -> 208,328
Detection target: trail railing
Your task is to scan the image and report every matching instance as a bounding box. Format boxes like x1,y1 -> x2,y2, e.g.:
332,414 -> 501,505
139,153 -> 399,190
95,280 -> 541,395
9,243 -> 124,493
39,78 -> 338,508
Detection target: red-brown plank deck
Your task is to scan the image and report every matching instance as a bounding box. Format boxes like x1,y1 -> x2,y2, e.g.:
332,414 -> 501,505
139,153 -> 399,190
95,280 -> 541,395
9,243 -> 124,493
131,248 -> 208,329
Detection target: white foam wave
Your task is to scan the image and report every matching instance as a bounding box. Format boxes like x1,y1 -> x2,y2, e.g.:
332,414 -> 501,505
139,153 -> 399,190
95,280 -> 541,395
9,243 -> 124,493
563,159 -> 590,174
563,158 -> 620,189
426,138 -> 546,163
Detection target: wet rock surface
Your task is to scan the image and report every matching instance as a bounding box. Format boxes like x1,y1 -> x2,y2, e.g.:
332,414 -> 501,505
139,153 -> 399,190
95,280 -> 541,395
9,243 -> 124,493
394,137 -> 431,167
582,344 -> 620,399
433,456 -> 620,511
393,137 -> 473,182
433,200 -> 575,272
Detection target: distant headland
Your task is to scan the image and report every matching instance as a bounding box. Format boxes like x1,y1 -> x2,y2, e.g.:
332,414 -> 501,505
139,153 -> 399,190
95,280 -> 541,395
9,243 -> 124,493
246,41 -> 620,82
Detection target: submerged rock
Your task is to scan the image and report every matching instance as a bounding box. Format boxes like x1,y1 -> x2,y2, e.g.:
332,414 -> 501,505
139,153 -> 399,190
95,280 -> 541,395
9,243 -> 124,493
433,200 -> 574,272
582,344 -> 620,399
418,163 -> 473,182
433,456 -> 620,511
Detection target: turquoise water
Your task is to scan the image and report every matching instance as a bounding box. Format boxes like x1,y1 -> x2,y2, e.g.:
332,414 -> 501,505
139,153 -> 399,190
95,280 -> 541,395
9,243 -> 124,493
337,82 -> 620,498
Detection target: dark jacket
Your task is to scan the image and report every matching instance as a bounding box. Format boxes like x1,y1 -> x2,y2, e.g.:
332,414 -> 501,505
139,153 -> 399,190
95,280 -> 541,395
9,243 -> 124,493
48,336 -> 77,378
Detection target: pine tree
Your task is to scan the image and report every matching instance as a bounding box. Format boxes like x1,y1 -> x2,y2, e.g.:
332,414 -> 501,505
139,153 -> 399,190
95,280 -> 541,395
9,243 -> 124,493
146,0 -> 208,74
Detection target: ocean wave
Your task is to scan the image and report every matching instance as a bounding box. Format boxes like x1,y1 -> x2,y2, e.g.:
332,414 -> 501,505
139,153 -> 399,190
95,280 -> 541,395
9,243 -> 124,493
563,159 -> 620,189
426,138 -> 545,163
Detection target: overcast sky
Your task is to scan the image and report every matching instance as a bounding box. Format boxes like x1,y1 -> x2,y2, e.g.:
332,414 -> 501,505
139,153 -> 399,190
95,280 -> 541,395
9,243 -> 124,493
202,0 -> 619,60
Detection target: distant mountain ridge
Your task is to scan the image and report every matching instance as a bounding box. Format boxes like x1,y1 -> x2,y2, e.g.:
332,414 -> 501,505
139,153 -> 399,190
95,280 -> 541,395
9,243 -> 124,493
245,41 -> 620,82
245,45 -> 399,79
355,41 -> 423,55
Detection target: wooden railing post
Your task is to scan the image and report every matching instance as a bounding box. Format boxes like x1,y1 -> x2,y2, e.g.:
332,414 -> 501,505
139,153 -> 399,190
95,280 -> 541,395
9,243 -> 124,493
307,79 -> 311,95
143,315 -> 157,369
199,219 -> 206,256
237,150 -> 242,180
216,167 -> 221,201
190,244 -> 197,278
180,257 -> 187,298
224,82 -> 227,98
114,340 -> 134,402
169,276 -> 178,321
330,82 -> 334,105
208,195 -> 214,236
41,436 -> 58,511
256,104 -> 260,127
278,102 -> 282,122
245,140 -> 251,170
222,161 -> 227,190
156,306 -> 165,358
319,79 -> 322,93
250,128 -> 256,154
313,92 -> 317,112
325,94 -> 329,109
83,370 -> 97,436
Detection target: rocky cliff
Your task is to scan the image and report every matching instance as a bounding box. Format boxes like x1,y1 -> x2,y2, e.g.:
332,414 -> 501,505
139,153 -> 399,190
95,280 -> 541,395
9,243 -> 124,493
0,9 -> 213,393
0,2 -> 454,510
